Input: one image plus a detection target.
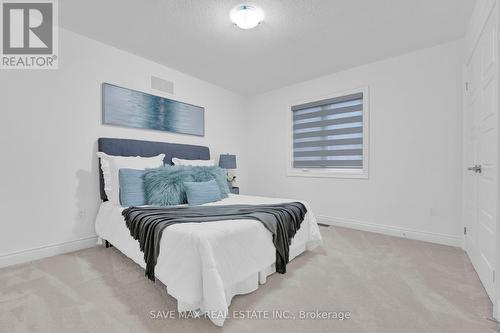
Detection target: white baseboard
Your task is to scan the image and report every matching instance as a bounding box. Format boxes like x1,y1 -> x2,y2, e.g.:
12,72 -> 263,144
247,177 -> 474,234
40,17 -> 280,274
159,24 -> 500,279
317,215 -> 462,247
494,300 -> 500,321
0,236 -> 99,269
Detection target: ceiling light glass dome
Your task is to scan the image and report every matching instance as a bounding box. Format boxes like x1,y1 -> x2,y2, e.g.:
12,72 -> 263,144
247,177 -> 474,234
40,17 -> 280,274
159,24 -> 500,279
230,4 -> 264,30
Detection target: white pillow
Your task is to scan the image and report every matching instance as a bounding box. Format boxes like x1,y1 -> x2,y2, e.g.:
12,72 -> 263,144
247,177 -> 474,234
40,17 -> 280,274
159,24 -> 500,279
97,152 -> 165,204
172,157 -> 215,166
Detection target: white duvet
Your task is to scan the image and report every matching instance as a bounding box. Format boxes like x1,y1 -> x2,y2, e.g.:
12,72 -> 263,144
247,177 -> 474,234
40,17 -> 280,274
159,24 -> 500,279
94,194 -> 322,326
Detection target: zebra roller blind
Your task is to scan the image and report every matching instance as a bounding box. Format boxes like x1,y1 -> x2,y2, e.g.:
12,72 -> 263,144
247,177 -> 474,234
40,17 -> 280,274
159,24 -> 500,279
292,92 -> 363,169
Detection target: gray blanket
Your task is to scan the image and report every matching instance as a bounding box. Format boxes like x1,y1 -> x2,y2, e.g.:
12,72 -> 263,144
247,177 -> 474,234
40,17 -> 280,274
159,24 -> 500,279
122,202 -> 307,281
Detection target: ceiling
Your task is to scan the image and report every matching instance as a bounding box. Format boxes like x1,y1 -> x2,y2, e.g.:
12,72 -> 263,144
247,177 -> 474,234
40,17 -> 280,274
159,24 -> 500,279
60,0 -> 475,96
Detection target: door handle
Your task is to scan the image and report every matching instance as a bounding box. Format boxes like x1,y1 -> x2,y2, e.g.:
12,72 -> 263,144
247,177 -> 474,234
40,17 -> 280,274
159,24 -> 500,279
468,165 -> 482,173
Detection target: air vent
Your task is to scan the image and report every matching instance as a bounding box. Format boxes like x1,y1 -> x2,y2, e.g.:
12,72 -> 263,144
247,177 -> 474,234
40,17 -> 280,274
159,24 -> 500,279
151,76 -> 174,94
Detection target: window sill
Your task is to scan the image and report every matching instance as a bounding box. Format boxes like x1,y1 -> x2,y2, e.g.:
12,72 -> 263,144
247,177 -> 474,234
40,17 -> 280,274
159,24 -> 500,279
287,169 -> 368,179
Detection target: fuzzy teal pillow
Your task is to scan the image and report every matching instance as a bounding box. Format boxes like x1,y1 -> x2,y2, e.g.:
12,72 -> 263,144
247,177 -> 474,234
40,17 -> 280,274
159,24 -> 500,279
144,165 -> 229,206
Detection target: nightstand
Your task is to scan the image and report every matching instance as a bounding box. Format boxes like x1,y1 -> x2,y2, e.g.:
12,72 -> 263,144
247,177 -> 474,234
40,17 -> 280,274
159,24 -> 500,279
230,186 -> 239,194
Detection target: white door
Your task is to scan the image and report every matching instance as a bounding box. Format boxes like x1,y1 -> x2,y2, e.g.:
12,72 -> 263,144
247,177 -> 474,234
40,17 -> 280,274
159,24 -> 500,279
463,9 -> 498,302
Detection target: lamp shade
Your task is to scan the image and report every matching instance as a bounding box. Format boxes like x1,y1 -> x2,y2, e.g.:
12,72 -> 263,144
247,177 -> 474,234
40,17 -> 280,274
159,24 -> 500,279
219,154 -> 237,169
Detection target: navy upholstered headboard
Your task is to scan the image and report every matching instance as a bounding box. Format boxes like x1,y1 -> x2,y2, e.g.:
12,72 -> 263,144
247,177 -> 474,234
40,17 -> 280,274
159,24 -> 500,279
97,137 -> 210,201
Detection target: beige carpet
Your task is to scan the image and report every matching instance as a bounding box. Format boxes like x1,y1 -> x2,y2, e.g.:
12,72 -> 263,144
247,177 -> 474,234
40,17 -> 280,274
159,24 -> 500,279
0,226 -> 498,333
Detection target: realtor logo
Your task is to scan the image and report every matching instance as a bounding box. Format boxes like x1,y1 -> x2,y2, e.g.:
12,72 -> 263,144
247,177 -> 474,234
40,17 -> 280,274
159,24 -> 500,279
1,0 -> 58,69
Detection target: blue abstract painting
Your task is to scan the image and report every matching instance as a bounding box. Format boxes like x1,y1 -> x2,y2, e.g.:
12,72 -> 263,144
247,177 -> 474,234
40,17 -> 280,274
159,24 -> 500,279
102,83 -> 205,136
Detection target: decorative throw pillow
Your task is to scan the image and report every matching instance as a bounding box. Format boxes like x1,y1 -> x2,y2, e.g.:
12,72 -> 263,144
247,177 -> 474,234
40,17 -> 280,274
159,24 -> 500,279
184,180 -> 222,205
119,169 -> 147,207
172,158 -> 215,166
144,165 -> 230,206
144,165 -> 195,206
190,166 -> 230,198
97,152 -> 165,205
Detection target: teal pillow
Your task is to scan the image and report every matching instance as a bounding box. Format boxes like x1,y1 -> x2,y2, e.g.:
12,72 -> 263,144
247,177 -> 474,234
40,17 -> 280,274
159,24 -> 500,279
144,165 -> 195,206
144,165 -> 230,206
119,169 -> 146,207
184,180 -> 222,205
191,166 -> 230,198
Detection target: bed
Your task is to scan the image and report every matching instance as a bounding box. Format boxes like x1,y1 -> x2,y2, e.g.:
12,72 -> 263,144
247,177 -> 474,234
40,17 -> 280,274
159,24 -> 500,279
94,138 -> 322,326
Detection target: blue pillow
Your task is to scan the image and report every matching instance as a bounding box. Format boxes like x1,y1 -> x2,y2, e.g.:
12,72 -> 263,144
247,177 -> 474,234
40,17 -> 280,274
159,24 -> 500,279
144,165 -> 230,206
119,169 -> 146,207
191,166 -> 230,198
184,180 -> 222,205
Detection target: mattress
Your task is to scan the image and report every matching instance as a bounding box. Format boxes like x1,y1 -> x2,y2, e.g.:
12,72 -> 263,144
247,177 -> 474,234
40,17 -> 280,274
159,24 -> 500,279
94,194 -> 322,326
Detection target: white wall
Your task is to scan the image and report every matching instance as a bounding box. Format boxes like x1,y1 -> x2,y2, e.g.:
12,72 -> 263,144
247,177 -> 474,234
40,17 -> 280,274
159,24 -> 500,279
239,40 -> 464,246
0,28 -> 246,265
0,29 -> 465,267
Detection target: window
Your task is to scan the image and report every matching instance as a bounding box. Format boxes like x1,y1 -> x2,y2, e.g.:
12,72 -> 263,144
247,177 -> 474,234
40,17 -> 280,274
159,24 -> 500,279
287,88 -> 369,178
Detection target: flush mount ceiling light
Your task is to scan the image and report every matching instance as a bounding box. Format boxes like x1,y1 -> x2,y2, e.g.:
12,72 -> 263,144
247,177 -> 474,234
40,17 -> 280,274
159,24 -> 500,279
230,4 -> 264,30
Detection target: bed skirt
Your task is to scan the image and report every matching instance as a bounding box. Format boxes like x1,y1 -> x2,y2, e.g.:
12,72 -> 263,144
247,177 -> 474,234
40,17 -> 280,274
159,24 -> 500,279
175,242 -> 309,325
